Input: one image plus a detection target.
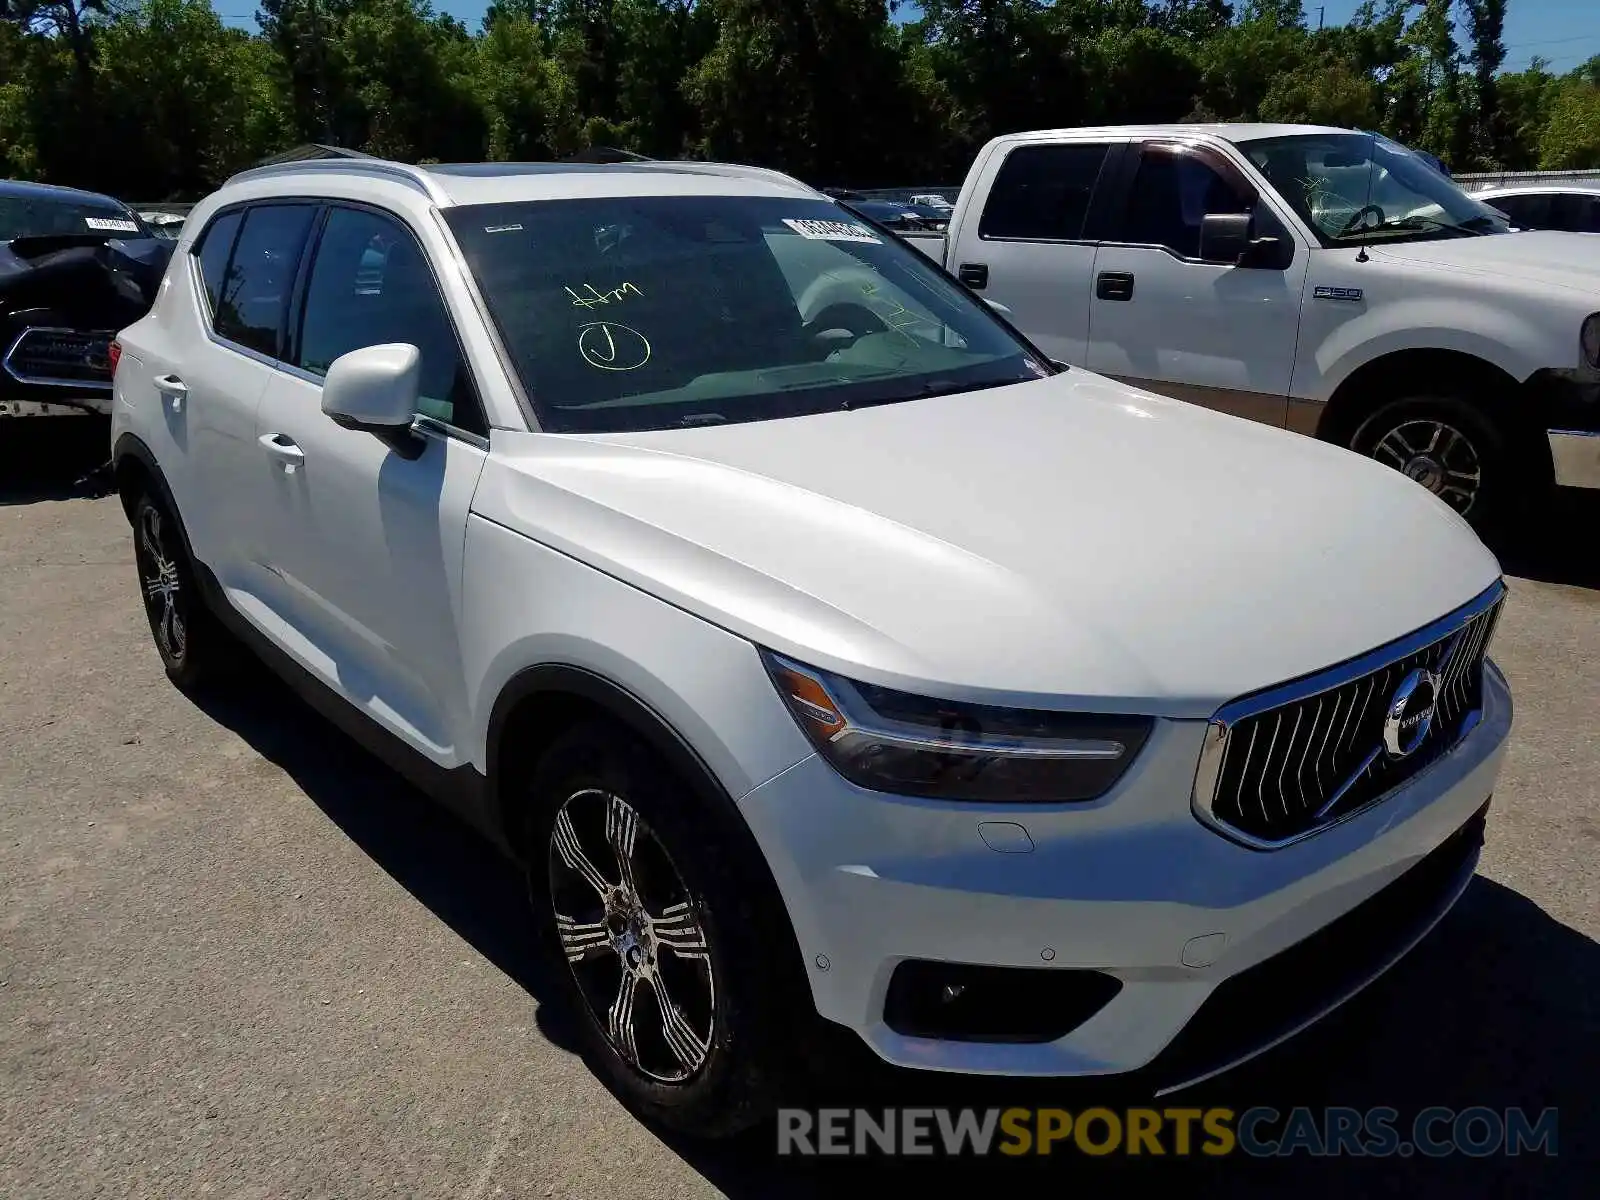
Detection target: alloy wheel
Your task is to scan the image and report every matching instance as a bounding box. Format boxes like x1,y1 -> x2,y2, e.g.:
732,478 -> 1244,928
1371,418 -> 1483,516
136,503 -> 187,662
548,788 -> 716,1083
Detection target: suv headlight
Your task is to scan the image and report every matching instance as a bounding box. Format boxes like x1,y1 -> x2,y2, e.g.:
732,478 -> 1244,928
761,651 -> 1152,803
1582,313 -> 1600,369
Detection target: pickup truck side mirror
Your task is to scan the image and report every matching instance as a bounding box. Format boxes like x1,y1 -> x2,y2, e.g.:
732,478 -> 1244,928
1200,212 -> 1288,270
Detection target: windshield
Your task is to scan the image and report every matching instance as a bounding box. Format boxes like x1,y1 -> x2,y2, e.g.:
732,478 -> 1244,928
1237,133 -> 1509,246
0,194 -> 149,242
443,195 -> 1048,433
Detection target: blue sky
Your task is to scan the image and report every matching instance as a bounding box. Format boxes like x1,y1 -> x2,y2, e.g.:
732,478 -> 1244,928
212,0 -> 1600,76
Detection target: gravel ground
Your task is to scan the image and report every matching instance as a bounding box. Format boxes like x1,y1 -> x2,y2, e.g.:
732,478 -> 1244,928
2,422 -> 1595,1197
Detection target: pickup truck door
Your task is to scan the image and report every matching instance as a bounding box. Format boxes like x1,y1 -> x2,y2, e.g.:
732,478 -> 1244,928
946,139 -> 1128,366
1085,141 -> 1309,426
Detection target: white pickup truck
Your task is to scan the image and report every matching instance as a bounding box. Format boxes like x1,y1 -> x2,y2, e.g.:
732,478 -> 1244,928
902,123 -> 1600,528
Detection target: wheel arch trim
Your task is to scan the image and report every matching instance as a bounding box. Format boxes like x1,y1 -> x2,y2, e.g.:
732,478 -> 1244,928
486,663 -> 754,856
112,433 -> 193,550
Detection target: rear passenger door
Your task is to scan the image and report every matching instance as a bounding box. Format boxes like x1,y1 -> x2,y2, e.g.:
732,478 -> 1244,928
949,140 -> 1125,366
1085,141 -> 1307,426
250,203 -> 489,766
171,202 -> 318,588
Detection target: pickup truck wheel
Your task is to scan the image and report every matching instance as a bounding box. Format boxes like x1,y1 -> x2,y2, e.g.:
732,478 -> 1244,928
524,721 -> 792,1138
1351,395 -> 1514,529
130,490 -> 236,690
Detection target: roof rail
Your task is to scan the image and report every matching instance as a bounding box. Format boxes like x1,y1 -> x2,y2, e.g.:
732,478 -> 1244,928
222,157 -> 450,204
623,160 -> 820,195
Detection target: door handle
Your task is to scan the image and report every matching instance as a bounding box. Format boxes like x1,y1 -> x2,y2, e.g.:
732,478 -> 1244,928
1096,272 -> 1135,301
957,263 -> 988,290
258,432 -> 306,474
153,374 -> 187,411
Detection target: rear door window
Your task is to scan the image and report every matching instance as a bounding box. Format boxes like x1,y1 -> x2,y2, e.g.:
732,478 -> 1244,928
978,144 -> 1112,241
211,204 -> 317,358
1549,193 -> 1600,233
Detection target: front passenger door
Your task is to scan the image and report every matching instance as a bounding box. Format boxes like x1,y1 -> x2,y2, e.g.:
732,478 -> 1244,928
251,204 -> 489,766
1086,143 -> 1309,426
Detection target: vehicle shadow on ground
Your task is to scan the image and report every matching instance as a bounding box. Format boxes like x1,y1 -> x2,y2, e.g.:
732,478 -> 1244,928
1491,487 -> 1600,591
188,667 -> 585,1055
0,418 -> 115,506
674,876 -> 1597,1196
192,665 -> 1598,1196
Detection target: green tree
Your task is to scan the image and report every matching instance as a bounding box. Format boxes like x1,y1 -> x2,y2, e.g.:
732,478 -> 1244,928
1538,80 -> 1600,170
1462,0 -> 1506,166
472,9 -> 581,160
688,0 -> 957,184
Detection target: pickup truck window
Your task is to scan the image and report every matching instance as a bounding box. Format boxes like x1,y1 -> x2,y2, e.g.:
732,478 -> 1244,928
978,144 -> 1110,241
1238,133 -> 1508,246
444,195 -> 1048,434
1120,151 -> 1254,260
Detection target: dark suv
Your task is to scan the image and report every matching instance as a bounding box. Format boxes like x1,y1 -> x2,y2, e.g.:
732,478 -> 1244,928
1,180 -> 172,419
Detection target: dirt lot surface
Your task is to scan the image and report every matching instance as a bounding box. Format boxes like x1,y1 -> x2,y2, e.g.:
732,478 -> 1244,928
2,423 -> 1595,1197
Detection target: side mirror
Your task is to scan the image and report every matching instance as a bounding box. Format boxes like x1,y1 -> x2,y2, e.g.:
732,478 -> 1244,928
1199,212 -> 1253,264
1201,212 -> 1288,269
322,341 -> 421,434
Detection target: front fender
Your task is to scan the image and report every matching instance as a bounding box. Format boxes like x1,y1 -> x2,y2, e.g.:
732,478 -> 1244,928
1308,308 -> 1546,404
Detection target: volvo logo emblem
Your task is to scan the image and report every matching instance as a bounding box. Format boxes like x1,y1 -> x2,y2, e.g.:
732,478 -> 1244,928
1383,668 -> 1440,759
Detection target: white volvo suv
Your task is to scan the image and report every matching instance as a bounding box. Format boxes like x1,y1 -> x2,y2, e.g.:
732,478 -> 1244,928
110,157 -> 1513,1137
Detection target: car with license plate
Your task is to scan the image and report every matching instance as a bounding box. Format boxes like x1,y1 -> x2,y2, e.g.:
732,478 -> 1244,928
110,155 -> 1513,1137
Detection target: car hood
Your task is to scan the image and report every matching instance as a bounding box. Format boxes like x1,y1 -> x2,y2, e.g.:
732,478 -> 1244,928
474,372 -> 1501,716
1370,230 -> 1600,297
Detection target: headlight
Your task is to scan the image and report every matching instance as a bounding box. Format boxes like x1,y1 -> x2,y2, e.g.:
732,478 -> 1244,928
1582,313 -> 1600,369
761,651 -> 1152,803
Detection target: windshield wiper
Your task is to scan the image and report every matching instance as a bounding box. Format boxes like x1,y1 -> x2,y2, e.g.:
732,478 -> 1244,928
1342,215 -> 1486,242
839,376 -> 1002,411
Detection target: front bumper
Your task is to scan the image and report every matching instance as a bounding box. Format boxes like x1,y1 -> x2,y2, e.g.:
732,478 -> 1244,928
737,660 -> 1511,1079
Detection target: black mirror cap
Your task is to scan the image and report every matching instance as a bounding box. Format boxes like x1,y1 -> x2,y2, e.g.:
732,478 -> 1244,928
1199,211 -> 1253,264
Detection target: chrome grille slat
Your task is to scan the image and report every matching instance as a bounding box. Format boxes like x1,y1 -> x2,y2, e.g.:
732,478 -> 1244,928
1198,586 -> 1504,848
1256,712 -> 1283,827
1295,697 -> 1324,816
1276,707 -> 1305,822
1312,688 -> 1346,801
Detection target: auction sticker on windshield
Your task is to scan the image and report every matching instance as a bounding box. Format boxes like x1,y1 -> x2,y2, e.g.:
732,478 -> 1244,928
83,217 -> 141,233
782,218 -> 881,244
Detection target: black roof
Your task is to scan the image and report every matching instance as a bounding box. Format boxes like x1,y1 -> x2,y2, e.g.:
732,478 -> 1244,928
0,178 -> 127,207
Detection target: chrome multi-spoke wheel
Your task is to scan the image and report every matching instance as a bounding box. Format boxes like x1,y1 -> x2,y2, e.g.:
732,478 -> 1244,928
548,788 -> 716,1084
1371,418 -> 1483,515
134,500 -> 187,664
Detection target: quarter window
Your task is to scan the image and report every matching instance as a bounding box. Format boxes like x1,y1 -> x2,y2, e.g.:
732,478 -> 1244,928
194,210 -> 242,320
294,207 -> 484,435
211,204 -> 317,357
978,144 -> 1111,241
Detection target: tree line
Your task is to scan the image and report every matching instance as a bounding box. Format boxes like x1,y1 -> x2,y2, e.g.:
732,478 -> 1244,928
2,0 -> 1598,203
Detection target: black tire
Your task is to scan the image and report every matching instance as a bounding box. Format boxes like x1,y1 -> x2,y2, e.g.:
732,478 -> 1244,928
130,489 -> 238,691
523,720 -> 795,1138
1350,393 -> 1530,533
